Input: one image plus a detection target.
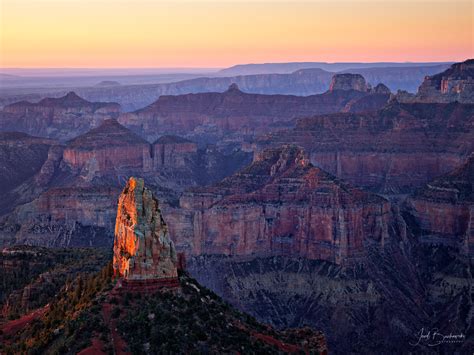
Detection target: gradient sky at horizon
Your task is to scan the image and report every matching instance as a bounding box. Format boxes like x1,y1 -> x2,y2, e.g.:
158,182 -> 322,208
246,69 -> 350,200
0,0 -> 472,68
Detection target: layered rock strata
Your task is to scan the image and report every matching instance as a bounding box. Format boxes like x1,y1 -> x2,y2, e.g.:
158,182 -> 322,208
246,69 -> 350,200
0,92 -> 120,140
407,155 -> 474,256
113,177 -> 178,280
165,146 -> 394,265
405,59 -> 474,103
119,82 -> 390,142
256,101 -> 474,194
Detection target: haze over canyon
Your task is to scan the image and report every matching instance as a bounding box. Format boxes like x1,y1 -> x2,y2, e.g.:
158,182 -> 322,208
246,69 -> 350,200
1,46 -> 473,353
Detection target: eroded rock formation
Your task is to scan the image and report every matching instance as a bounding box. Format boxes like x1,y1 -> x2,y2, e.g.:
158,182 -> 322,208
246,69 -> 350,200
119,83 -> 389,142
406,59 -> 474,103
113,177 -> 177,280
329,73 -> 369,92
256,101 -> 474,194
63,119 -> 152,176
0,92 -> 121,141
165,145 -> 395,265
407,155 -> 474,256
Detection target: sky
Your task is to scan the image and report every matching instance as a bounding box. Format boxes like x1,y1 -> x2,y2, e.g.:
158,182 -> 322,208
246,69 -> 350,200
0,0 -> 472,68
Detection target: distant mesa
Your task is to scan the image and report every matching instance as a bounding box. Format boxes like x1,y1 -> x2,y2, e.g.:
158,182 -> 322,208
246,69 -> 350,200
66,118 -> 147,149
154,135 -> 193,145
38,91 -> 91,107
226,83 -> 241,92
63,119 -> 151,174
120,76 -> 390,142
407,58 -> 474,103
0,92 -> 121,141
113,177 -> 179,284
329,73 -> 369,92
95,80 -> 121,87
372,83 -> 391,94
67,120 -> 138,146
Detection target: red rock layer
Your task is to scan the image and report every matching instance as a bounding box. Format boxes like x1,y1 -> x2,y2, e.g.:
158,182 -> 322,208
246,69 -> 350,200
152,136 -> 198,169
256,101 -> 474,194
165,146 -> 393,265
329,73 -> 369,92
410,59 -> 474,103
113,177 -> 178,280
63,120 -> 203,177
407,156 -> 474,255
118,83 -> 389,141
63,119 -> 151,173
0,92 -> 121,141
3,186 -> 119,246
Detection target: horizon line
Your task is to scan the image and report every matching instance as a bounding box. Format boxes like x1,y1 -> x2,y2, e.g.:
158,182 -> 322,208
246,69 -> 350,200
0,60 -> 460,71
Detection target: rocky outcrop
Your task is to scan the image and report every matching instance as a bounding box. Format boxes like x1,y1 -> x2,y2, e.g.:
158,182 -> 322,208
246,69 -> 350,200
409,59 -> 474,103
119,83 -> 389,142
113,177 -> 177,280
372,83 -> 391,94
0,64 -> 450,111
329,73 -> 369,92
165,146 -> 394,265
256,101 -> 474,194
63,119 -> 152,176
0,123 -> 252,248
0,186 -> 119,247
0,92 -> 121,141
340,64 -> 450,93
407,155 -> 474,256
152,135 -> 198,169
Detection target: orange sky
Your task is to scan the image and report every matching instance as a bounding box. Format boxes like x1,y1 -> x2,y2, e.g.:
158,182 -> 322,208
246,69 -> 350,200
0,0 -> 472,68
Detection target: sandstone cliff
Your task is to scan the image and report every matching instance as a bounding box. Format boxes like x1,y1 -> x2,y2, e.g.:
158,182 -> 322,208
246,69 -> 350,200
256,101 -> 474,194
63,119 -> 151,175
165,145 -> 394,265
405,59 -> 474,103
407,155 -> 474,256
329,73 -> 369,92
113,177 -> 178,280
119,83 -> 389,142
0,92 -> 121,141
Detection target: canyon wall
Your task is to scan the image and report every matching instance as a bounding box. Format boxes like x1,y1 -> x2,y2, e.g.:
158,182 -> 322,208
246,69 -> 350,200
256,102 -> 474,194
119,81 -> 390,142
165,146 -> 397,266
407,155 -> 473,256
0,92 -> 120,141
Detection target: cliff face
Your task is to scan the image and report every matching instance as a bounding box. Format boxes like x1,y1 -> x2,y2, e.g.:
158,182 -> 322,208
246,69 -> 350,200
407,155 -> 474,256
165,146 -> 394,265
113,177 -> 178,280
63,119 -> 151,175
329,73 -> 369,92
0,121 -> 251,248
410,59 -> 474,103
119,83 -> 389,142
256,102 -> 474,194
1,186 -> 119,247
187,244 -> 472,354
152,136 -> 198,169
0,92 -> 121,141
